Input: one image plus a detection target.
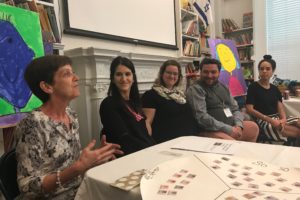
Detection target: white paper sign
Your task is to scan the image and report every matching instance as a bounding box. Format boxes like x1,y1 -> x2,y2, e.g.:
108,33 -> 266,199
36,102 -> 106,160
171,139 -> 241,155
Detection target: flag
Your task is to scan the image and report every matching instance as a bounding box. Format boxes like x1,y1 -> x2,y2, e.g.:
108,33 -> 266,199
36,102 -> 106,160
193,0 -> 213,28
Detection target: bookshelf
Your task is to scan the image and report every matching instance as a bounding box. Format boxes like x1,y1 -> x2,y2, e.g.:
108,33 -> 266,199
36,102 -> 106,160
3,0 -> 62,54
178,1 -> 211,88
222,20 -> 254,85
217,0 -> 254,86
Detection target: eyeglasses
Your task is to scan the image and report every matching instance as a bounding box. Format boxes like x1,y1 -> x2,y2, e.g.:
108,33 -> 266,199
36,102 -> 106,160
164,71 -> 179,76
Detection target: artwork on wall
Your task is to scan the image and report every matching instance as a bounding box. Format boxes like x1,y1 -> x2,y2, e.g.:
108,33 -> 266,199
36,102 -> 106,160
0,4 -> 44,128
208,39 -> 247,97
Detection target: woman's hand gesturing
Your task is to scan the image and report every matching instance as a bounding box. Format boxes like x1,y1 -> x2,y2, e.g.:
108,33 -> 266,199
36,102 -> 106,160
76,135 -> 123,174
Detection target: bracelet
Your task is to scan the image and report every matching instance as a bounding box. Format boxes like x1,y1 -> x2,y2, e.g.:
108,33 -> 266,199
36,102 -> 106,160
56,170 -> 63,188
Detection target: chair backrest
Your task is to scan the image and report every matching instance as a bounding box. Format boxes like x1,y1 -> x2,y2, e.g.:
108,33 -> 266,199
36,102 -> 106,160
0,149 -> 20,200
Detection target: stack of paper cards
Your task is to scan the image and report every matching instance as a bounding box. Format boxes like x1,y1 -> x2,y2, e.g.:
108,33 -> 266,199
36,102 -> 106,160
110,169 -> 146,191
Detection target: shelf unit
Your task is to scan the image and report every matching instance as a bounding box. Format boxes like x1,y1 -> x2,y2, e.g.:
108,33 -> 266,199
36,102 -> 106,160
218,0 -> 254,86
36,0 -> 53,7
180,8 -> 211,58
178,1 -> 211,88
181,8 -> 200,58
223,26 -> 254,85
4,0 -> 62,54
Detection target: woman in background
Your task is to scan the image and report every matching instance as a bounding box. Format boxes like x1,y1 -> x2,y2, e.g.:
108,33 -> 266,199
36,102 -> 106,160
14,55 -> 122,199
100,56 -> 155,155
246,55 -> 300,142
142,60 -> 200,143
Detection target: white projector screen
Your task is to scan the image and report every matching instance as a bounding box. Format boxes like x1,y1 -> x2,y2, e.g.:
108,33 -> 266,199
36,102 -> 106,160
63,0 -> 178,49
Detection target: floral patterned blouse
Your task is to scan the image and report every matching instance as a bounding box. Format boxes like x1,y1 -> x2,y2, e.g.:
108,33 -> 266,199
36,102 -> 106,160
14,107 -> 82,200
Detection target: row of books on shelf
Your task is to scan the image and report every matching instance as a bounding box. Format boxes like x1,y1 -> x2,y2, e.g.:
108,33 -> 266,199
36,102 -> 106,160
238,47 -> 253,62
225,32 -> 253,46
222,18 -> 239,33
183,40 -> 201,57
3,0 -> 60,43
182,20 -> 200,37
183,36 -> 210,57
200,33 -> 209,49
243,12 -> 253,28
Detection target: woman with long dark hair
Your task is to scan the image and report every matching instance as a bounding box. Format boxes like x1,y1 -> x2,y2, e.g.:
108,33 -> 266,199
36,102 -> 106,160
100,56 -> 155,155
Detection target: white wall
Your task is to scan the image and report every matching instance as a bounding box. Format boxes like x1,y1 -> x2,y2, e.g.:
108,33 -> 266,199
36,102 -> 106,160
214,0 -> 253,37
223,0 -> 252,28
61,35 -> 179,57
252,0 -> 266,80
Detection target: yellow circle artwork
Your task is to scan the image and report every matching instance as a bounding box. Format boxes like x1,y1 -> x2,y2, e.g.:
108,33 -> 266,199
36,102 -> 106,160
216,43 -> 237,74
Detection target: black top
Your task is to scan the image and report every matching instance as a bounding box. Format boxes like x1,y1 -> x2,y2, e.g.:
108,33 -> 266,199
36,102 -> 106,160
142,89 -> 200,143
100,96 -> 155,155
246,82 -> 282,115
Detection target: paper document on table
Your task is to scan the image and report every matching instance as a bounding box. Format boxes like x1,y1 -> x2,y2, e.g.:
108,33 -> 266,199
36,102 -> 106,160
269,147 -> 300,168
110,169 -> 146,191
171,139 -> 241,155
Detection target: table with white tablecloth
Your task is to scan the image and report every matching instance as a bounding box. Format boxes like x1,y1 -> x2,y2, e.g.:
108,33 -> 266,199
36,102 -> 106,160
75,136 -> 300,200
283,97 -> 300,117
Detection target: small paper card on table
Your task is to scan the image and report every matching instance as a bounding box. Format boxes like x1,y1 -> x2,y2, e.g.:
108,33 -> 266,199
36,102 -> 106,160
171,139 -> 240,155
110,169 -> 146,191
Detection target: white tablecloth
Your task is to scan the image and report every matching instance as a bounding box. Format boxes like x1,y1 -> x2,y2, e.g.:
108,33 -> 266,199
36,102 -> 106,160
75,136 -> 300,200
283,97 -> 300,117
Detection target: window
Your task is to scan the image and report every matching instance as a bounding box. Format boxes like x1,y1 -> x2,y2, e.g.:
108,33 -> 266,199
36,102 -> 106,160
266,0 -> 300,80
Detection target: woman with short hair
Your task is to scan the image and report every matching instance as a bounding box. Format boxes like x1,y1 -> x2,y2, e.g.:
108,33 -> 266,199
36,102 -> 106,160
15,55 -> 123,199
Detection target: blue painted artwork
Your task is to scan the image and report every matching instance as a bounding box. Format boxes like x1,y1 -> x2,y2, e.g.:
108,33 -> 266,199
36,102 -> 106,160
0,20 -> 34,110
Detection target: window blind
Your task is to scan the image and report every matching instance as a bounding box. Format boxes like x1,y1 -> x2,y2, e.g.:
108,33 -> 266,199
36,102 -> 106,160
266,0 -> 300,81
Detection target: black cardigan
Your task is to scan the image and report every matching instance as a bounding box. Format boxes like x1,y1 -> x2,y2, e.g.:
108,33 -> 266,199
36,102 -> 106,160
100,96 -> 155,155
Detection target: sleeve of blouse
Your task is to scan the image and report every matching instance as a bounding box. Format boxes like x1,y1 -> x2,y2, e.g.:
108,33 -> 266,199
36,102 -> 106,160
141,90 -> 157,109
100,98 -> 149,153
15,116 -> 48,196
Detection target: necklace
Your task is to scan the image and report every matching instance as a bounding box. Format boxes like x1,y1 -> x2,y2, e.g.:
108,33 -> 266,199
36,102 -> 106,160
125,104 -> 144,122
